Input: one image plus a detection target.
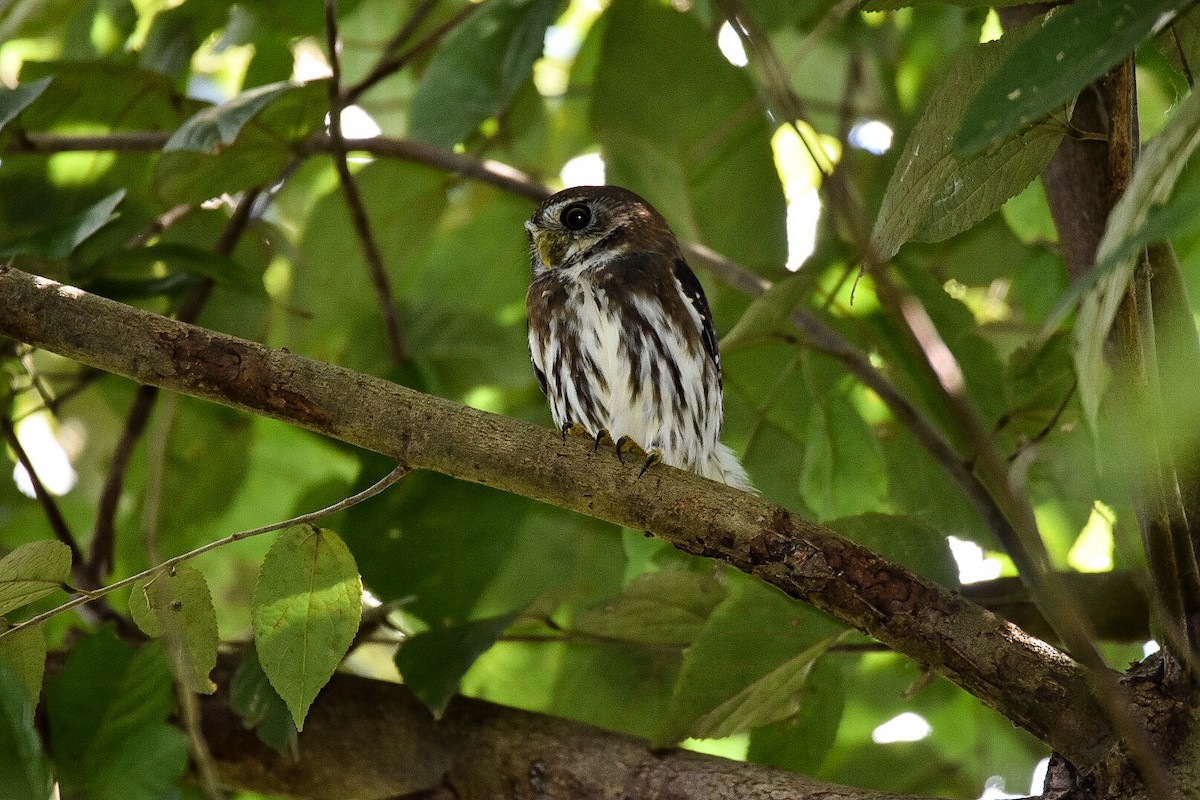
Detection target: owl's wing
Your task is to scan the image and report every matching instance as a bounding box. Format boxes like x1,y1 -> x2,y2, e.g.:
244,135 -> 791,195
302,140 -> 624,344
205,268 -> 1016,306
673,257 -> 721,376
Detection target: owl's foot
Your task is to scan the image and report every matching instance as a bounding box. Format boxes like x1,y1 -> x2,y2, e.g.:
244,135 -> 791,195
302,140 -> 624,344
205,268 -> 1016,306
638,450 -> 663,478
614,435 -> 647,464
594,429 -> 615,451
561,422 -> 590,441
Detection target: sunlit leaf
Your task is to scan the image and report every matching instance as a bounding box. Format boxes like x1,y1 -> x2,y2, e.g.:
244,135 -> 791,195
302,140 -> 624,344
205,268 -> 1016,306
955,0 -> 1190,156
129,565 -> 219,694
252,525 -> 362,730
0,540 -> 71,618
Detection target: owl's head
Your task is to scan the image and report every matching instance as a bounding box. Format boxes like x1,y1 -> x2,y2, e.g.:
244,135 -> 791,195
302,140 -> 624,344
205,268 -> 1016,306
525,185 -> 675,274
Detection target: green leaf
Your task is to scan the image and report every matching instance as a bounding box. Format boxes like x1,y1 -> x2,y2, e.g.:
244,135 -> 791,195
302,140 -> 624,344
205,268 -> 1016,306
409,0 -> 561,147
395,611 -> 521,717
94,243 -> 265,296
129,565 -> 219,694
746,657 -> 844,774
656,572 -> 843,746
0,626 -> 46,712
0,77 -> 52,134
344,459 -> 623,627
155,81 -> 328,204
1074,86 -> 1200,430
720,273 -> 817,352
165,80 -> 295,152
229,648 -> 298,757
592,0 -> 787,271
45,629 -> 180,798
252,525 -> 362,730
0,665 -> 52,800
871,37 -> 1064,262
829,513 -> 959,587
0,540 -> 71,617
572,567 -> 726,646
800,393 -> 888,520
0,190 -> 125,260
16,60 -> 195,131
955,0 -> 1190,156
84,723 -> 188,800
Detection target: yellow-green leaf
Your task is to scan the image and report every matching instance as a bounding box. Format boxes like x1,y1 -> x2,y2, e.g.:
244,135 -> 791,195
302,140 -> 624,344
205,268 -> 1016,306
0,541 -> 71,618
0,626 -> 46,716
871,36 -> 1064,263
129,566 -> 219,694
252,526 -> 361,730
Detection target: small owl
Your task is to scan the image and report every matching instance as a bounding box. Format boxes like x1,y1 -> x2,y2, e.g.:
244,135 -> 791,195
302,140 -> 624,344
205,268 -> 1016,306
525,185 -> 753,492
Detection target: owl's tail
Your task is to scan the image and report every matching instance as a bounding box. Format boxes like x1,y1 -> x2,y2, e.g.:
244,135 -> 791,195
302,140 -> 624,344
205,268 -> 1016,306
704,443 -> 756,494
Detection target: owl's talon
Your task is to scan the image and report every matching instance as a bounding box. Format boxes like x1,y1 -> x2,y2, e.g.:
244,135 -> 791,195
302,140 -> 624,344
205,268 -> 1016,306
638,450 -> 663,478
594,429 -> 615,451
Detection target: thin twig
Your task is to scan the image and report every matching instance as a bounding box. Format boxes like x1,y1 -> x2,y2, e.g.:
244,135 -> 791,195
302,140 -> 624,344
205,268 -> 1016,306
381,0 -> 441,56
10,131 -> 550,201
326,0 -> 410,365
0,464 -> 412,642
85,384 -> 158,585
342,1 -> 481,105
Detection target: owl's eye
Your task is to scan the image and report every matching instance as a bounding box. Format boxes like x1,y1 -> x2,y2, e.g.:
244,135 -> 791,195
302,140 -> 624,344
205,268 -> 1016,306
560,203 -> 592,231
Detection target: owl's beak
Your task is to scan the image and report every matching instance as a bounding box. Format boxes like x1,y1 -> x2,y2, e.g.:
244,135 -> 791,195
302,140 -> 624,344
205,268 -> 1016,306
529,227 -> 567,270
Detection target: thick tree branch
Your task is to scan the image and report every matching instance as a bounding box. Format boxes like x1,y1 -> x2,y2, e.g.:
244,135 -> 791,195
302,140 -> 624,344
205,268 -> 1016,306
0,264 -> 1113,767
197,659 -> 944,800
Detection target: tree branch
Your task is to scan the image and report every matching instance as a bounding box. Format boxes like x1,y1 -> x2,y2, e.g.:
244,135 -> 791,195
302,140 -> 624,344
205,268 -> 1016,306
0,263 -> 1114,767
196,657 -> 947,800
